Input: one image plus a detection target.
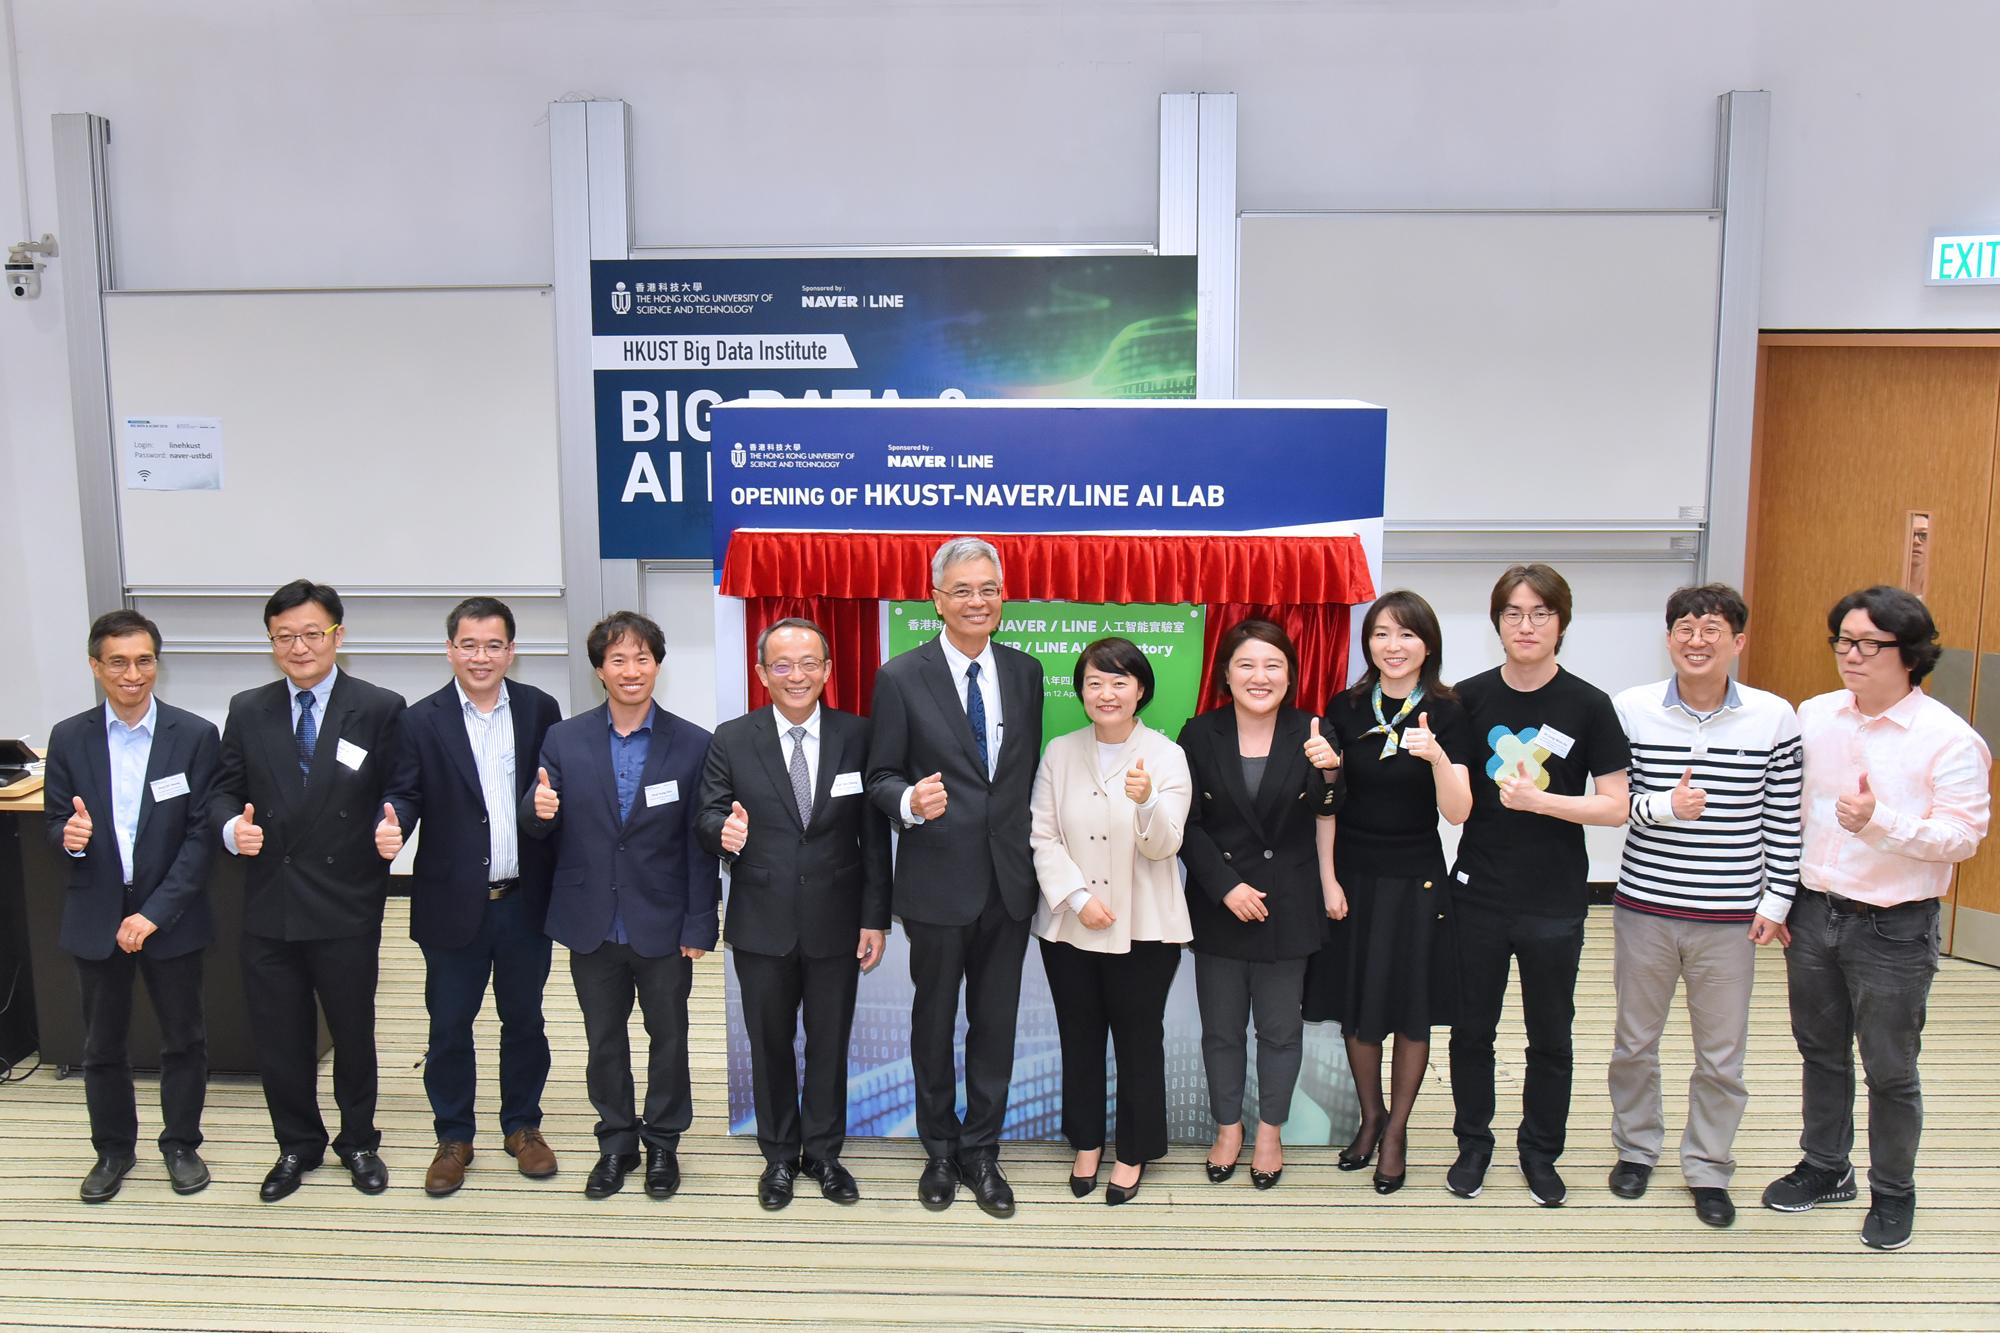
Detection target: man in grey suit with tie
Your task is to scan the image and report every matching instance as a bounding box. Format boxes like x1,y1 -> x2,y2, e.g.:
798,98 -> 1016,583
698,617 -> 891,1210
43,610 -> 220,1202
867,537 -> 1044,1217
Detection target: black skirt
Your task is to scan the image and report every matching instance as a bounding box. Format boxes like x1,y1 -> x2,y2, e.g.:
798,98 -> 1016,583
1301,834 -> 1457,1042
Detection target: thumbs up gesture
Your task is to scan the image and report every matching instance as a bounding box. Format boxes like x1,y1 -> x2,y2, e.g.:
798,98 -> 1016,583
1124,756 -> 1153,804
1303,716 -> 1341,771
235,803 -> 264,856
1670,766 -> 1708,820
1836,771 -> 1877,833
1403,711 -> 1442,765
721,799 -> 750,855
533,767 -> 560,822
62,794 -> 93,853
911,771 -> 948,821
374,801 -> 404,860
1498,760 -> 1544,813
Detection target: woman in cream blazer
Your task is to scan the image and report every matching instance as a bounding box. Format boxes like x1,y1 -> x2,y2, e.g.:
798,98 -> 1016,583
1031,637 -> 1193,1206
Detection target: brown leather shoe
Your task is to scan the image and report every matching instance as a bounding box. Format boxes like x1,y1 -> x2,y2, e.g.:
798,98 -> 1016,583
505,1127 -> 558,1179
425,1142 -> 473,1197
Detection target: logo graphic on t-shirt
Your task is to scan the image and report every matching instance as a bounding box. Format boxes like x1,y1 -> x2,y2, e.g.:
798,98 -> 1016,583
1486,725 -> 1552,790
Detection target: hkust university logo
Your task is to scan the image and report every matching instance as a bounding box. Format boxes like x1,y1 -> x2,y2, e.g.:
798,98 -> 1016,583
610,281 -> 632,315
730,441 -> 747,468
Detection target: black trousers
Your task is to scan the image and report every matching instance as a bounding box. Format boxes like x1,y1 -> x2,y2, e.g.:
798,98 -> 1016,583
1447,899 -> 1587,1167
1039,937 -> 1181,1166
569,942 -> 693,1155
418,890 -> 553,1144
240,931 -> 382,1160
74,948 -> 207,1156
734,946 -> 860,1163
904,896 -> 1030,1163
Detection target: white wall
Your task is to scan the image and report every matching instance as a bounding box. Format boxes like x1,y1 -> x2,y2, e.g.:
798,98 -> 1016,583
4,0 -> 2000,733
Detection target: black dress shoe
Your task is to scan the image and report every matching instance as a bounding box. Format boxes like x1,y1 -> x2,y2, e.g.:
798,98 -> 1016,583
962,1156 -> 1016,1218
80,1152 -> 135,1203
802,1155 -> 860,1204
918,1156 -> 960,1211
1105,1163 -> 1145,1207
1373,1170 -> 1406,1196
1338,1121 -> 1384,1172
1070,1151 -> 1101,1198
758,1157 -> 799,1210
1250,1165 -> 1283,1190
337,1148 -> 389,1195
164,1148 -> 210,1196
1609,1160 -> 1653,1199
1205,1160 -> 1238,1183
259,1152 -> 318,1202
645,1145 -> 680,1199
1692,1186 -> 1737,1228
584,1152 -> 640,1199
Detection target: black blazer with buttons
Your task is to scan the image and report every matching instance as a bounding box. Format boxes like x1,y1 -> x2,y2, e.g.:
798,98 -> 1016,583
1177,704 -> 1338,963
42,700 -> 220,961
383,679 -> 562,950
865,637 -> 1045,928
208,670 -> 406,941
696,705 -> 892,959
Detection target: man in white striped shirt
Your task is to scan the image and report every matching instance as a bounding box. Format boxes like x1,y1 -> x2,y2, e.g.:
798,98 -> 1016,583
1607,584 -> 1803,1228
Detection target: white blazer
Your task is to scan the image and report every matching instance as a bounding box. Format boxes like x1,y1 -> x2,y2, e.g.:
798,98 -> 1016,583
1030,718 -> 1193,952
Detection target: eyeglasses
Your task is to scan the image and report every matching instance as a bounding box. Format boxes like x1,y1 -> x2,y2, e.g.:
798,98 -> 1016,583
1829,635 -> 1898,657
269,627 -> 339,649
1671,624 -> 1729,645
97,655 -> 158,674
765,658 -> 826,677
452,640 -> 511,659
1499,609 -> 1555,627
938,584 -> 1002,603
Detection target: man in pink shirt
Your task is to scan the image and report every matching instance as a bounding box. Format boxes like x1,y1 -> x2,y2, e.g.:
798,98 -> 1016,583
1751,586 -> 1990,1251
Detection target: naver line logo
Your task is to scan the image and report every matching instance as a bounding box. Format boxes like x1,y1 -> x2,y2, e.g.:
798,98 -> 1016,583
1929,233 -> 2000,285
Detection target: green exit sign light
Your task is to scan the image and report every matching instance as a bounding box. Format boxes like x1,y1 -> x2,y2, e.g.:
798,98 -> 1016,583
1929,233 -> 2000,285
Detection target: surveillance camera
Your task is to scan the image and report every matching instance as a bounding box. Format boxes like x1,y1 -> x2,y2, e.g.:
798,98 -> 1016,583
5,260 -> 39,300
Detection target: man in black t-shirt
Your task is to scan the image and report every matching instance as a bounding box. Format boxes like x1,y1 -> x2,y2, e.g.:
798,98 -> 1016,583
1445,564 -> 1630,1208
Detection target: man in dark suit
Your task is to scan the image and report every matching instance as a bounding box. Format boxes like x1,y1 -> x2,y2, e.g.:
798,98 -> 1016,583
376,597 -> 563,1197
866,536 -> 1044,1217
697,617 -> 891,1210
43,609 -> 220,1202
210,580 -> 405,1201
523,610 -> 719,1201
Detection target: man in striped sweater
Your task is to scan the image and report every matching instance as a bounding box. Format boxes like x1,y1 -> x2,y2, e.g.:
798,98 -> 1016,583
1607,584 -> 1803,1228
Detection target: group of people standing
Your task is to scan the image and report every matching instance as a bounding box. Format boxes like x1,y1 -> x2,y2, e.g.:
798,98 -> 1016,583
43,540 -> 1989,1254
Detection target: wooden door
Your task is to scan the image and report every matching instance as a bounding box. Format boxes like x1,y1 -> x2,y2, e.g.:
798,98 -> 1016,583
1745,339 -> 2000,959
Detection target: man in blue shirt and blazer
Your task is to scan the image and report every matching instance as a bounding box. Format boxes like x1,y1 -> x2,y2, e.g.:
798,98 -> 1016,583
44,609 -> 220,1202
377,596 -> 563,1196
523,610 -> 720,1201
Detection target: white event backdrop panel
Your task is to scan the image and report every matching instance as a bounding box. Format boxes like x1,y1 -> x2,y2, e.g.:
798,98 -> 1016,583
106,288 -> 562,589
1237,211 -> 1723,522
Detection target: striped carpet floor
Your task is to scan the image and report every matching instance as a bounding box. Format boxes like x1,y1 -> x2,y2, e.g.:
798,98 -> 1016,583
1,901 -> 1996,1332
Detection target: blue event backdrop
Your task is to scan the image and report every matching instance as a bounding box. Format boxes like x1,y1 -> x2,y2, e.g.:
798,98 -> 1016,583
590,255 -> 1197,559
712,400 -> 1384,1150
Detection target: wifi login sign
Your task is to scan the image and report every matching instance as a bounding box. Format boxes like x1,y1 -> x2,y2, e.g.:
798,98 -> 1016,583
122,415 -> 224,491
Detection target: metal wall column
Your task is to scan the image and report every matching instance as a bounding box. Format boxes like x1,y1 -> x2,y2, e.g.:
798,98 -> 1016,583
51,112 -> 122,616
1702,90 -> 1771,589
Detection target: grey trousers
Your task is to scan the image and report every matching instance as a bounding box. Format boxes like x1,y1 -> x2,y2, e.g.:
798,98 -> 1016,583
1607,907 -> 1754,1188
1194,952 -> 1306,1126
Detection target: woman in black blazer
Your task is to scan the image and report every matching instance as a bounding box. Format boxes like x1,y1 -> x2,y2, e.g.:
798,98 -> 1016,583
1178,619 -> 1342,1188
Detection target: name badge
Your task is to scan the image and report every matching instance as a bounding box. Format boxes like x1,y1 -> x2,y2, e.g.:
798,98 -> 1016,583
830,771 -> 864,798
645,779 -> 680,807
1534,724 -> 1576,759
1455,869 -> 1471,885
149,772 -> 190,802
336,739 -> 369,770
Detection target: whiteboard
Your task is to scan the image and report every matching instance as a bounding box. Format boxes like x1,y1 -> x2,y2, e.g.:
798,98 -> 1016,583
1238,212 -> 1722,522
107,288 -> 561,589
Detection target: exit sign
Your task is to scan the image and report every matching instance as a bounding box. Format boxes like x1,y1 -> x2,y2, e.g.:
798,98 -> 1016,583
1929,233 -> 2000,284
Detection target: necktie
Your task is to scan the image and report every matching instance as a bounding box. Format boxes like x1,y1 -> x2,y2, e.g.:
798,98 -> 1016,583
787,725 -> 812,827
965,661 -> 989,775
295,691 -> 317,786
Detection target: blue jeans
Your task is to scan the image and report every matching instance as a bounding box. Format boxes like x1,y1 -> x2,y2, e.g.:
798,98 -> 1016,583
1784,891 -> 1940,1198
419,890 -> 553,1144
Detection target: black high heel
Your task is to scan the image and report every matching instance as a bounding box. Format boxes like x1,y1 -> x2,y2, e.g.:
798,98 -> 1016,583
1106,1163 -> 1145,1206
1251,1165 -> 1283,1190
1339,1121 -> 1385,1172
1373,1129 -> 1408,1194
1070,1151 -> 1101,1197
1205,1160 -> 1237,1184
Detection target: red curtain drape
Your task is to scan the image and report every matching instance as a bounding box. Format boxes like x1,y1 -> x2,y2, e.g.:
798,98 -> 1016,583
740,596 -> 880,715
1200,602 -> 1353,718
725,532 -> 1374,720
